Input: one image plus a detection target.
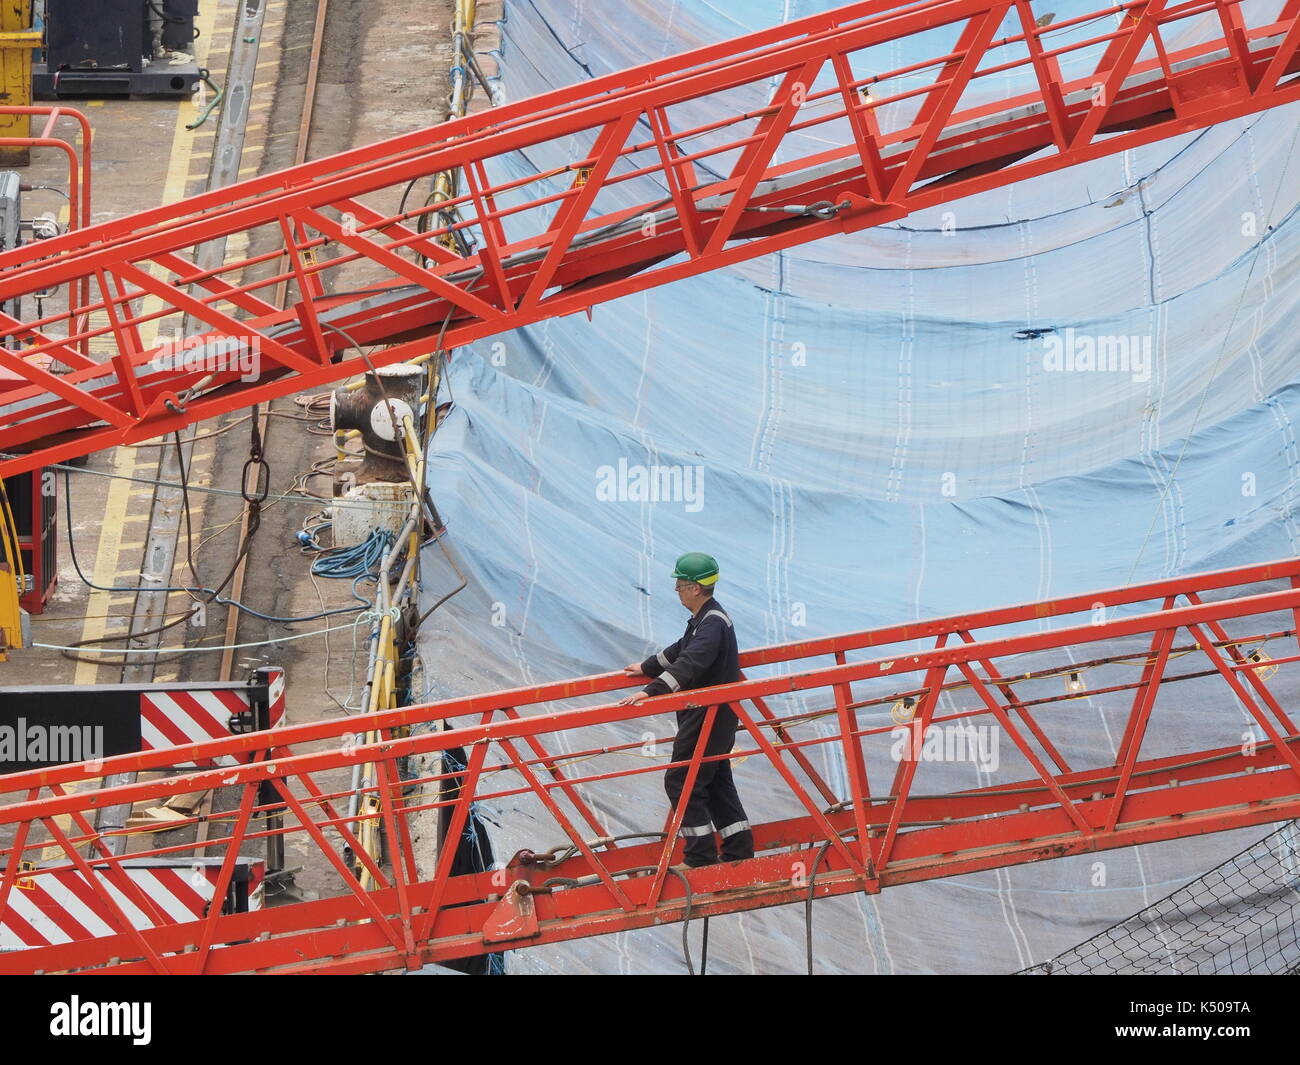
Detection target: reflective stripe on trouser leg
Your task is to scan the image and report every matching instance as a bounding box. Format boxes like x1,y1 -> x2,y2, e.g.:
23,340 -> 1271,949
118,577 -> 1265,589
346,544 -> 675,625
664,764 -> 718,863
707,752 -> 754,861
665,705 -> 736,865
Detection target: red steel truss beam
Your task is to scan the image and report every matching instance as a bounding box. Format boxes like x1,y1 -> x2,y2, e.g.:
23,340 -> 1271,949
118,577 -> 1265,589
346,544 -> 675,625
1,0 -> 1299,475
2,556 -> 1300,973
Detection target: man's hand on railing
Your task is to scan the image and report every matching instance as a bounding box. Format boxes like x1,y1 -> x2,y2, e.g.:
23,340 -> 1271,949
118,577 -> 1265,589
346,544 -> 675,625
619,663 -> 650,705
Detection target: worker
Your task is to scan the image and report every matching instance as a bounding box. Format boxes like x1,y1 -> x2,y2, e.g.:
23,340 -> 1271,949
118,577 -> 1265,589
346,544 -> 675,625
620,552 -> 755,868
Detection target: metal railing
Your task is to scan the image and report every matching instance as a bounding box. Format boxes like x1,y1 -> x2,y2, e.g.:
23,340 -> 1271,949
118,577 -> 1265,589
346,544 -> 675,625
1,0 -> 1297,474
2,555 -> 1300,971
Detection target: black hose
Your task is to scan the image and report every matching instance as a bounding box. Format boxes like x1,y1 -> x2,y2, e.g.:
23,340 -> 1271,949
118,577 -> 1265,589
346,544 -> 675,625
667,866 -> 699,975
805,840 -> 833,975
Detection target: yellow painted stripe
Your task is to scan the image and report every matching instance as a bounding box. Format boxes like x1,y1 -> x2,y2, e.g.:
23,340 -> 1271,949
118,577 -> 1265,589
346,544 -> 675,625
73,448 -> 143,684
73,0 -> 226,683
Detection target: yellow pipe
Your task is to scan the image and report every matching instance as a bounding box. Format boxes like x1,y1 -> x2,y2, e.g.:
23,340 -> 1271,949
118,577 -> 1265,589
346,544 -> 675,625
334,427 -> 360,463
358,610 -> 394,890
0,476 -> 24,657
430,0 -> 477,249
0,476 -> 23,590
355,0 -> 477,880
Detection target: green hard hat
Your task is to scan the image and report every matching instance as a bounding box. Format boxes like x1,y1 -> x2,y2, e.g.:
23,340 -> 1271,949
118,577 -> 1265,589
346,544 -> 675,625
672,552 -> 720,586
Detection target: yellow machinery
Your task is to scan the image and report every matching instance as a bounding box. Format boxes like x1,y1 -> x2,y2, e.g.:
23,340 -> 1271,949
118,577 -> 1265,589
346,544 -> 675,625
0,476 -> 27,659
0,0 -> 40,167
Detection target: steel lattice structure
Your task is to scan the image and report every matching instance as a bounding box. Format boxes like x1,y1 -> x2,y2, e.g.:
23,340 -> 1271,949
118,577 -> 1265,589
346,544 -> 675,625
0,0 -> 1298,475
2,557 -> 1300,973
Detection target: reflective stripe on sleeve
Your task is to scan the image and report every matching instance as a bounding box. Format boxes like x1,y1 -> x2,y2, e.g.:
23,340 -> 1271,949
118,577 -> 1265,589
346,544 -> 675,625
656,650 -> 671,668
661,670 -> 682,692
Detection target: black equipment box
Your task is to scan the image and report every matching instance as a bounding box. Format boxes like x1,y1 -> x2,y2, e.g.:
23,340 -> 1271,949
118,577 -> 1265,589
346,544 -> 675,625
35,0 -> 201,98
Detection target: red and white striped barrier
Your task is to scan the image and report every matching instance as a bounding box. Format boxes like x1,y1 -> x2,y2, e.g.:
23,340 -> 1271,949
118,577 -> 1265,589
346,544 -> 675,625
0,667 -> 287,774
141,667 -> 285,767
0,857 -> 265,952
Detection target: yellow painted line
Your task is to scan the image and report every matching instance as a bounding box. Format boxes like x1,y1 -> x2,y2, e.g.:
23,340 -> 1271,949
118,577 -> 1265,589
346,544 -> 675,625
135,0 -> 222,345
73,449 -> 143,685
73,0 -> 226,683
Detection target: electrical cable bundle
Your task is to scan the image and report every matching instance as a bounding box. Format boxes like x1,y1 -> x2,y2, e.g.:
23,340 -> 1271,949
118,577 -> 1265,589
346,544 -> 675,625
302,525 -> 394,581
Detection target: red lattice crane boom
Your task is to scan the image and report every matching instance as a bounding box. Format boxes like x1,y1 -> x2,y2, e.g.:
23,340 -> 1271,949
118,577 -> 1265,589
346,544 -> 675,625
2,557 -> 1300,973
0,0 -> 1298,475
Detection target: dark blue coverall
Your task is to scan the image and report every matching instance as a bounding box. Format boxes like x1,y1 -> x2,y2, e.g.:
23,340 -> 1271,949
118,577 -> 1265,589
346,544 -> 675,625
640,598 -> 755,867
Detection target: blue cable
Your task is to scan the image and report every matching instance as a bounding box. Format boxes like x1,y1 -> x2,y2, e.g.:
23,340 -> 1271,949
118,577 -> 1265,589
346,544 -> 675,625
311,528 -> 394,580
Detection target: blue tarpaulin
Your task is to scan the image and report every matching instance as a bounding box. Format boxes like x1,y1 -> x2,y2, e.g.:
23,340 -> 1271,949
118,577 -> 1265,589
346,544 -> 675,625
414,0 -> 1300,973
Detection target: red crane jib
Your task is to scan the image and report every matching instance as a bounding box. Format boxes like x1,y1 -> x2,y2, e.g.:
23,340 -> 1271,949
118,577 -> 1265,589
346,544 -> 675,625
1,557 -> 1299,972
0,0 -> 1297,475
